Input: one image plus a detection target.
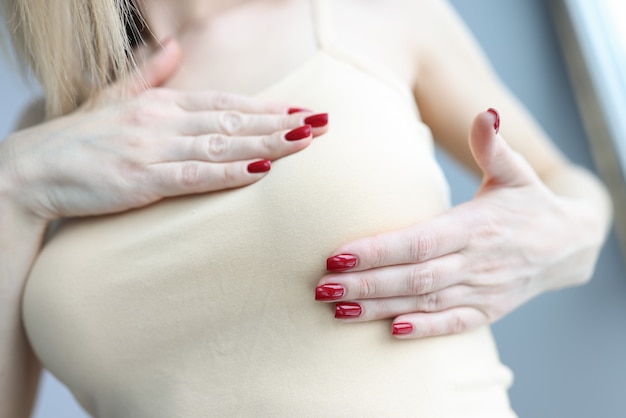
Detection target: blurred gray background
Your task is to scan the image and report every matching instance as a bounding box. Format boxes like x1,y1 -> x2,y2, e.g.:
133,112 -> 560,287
1,1 -> 625,417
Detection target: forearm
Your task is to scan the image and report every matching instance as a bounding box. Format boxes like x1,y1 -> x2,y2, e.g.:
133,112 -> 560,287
0,179 -> 48,417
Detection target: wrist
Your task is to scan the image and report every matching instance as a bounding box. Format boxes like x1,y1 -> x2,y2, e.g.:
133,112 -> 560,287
544,164 -> 613,239
539,194 -> 609,292
0,136 -> 50,231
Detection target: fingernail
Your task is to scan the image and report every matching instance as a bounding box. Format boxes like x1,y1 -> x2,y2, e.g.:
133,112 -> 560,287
288,107 -> 311,114
285,125 -> 312,141
392,322 -> 414,336
304,113 -> 328,128
487,108 -> 500,134
326,254 -> 357,272
335,303 -> 362,319
315,284 -> 345,301
247,160 -> 271,173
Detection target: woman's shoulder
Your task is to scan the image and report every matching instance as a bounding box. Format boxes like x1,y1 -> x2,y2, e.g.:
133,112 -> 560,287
336,0 -> 448,26
336,0 -> 462,44
331,0 -> 454,87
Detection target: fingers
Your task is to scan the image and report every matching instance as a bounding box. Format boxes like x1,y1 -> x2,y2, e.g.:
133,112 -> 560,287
146,124 -> 314,197
174,91 -> 292,115
326,211 -> 470,272
330,286 -> 473,322
323,109 -> 541,273
146,159 -> 272,198
177,110 -> 328,136
391,308 -> 487,339
316,253 -> 466,301
330,294 -> 487,339
469,108 -> 538,188
166,126 -> 313,163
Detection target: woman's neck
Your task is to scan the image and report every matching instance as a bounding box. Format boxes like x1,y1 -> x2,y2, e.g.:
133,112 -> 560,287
142,0 -> 263,41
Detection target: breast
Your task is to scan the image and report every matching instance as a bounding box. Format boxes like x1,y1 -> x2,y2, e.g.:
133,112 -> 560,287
22,54 -> 511,417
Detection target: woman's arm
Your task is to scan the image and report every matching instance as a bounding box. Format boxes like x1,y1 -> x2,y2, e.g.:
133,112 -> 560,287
0,39 -> 325,414
412,0 -> 612,289
314,0 -> 611,337
412,0 -> 611,227
0,179 -> 47,418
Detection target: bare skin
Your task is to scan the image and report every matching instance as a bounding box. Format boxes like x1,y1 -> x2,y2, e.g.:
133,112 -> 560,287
0,0 -> 611,415
0,30 -> 325,418
140,0 -> 610,336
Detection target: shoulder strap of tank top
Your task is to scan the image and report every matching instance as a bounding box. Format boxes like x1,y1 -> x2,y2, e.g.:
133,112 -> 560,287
310,0 -> 418,106
311,0 -> 335,51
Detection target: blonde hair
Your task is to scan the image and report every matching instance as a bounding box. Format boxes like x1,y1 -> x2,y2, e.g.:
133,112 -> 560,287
1,0 -> 146,118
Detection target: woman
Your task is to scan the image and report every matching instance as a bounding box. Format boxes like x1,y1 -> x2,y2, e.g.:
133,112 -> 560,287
0,0 -> 611,417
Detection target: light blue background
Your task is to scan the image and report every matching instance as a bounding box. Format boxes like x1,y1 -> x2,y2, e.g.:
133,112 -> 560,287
1,1 -> 625,417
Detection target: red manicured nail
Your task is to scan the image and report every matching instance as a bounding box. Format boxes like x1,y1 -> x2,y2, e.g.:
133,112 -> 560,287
304,113 -> 328,128
247,160 -> 271,173
335,303 -> 362,319
285,125 -> 312,141
315,284 -> 345,301
326,254 -> 357,272
487,108 -> 500,134
288,107 -> 311,114
392,322 -> 414,336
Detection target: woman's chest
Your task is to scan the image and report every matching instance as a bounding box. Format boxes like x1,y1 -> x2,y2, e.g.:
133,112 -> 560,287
155,1 -> 417,96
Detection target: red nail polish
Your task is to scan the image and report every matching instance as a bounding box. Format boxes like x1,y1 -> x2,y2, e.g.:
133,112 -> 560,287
392,322 -> 413,336
247,160 -> 271,173
285,125 -> 312,141
335,303 -> 362,319
315,284 -> 345,301
304,113 -> 328,128
487,108 -> 500,134
288,107 -> 310,114
326,254 -> 357,272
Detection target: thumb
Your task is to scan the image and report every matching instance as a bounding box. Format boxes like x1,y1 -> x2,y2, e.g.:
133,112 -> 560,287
127,38 -> 182,94
469,108 -> 538,188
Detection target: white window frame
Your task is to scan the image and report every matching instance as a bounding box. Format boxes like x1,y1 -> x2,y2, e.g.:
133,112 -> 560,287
552,0 -> 626,253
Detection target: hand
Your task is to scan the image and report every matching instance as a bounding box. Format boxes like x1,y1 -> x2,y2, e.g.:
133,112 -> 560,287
315,109 -> 604,338
0,39 -> 327,221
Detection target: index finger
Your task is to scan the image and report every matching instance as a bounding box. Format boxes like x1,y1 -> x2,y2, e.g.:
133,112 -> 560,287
326,209 -> 470,272
175,91 -> 302,115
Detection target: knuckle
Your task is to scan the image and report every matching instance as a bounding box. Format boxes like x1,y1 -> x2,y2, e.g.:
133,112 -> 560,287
420,291 -> 442,312
409,233 -> 438,262
407,266 -> 435,295
123,131 -> 148,150
449,312 -> 469,334
363,238 -> 388,267
421,320 -> 439,338
218,164 -> 240,187
124,106 -> 148,126
119,160 -> 146,187
355,276 -> 376,299
125,103 -> 163,127
212,92 -> 236,110
281,116 -> 295,130
219,111 -> 245,135
368,299 -> 387,318
205,134 -> 228,160
177,162 -> 202,187
261,133 -> 279,156
148,88 -> 172,101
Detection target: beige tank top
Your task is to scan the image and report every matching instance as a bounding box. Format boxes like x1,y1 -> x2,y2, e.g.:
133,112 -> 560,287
23,1 -> 516,416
